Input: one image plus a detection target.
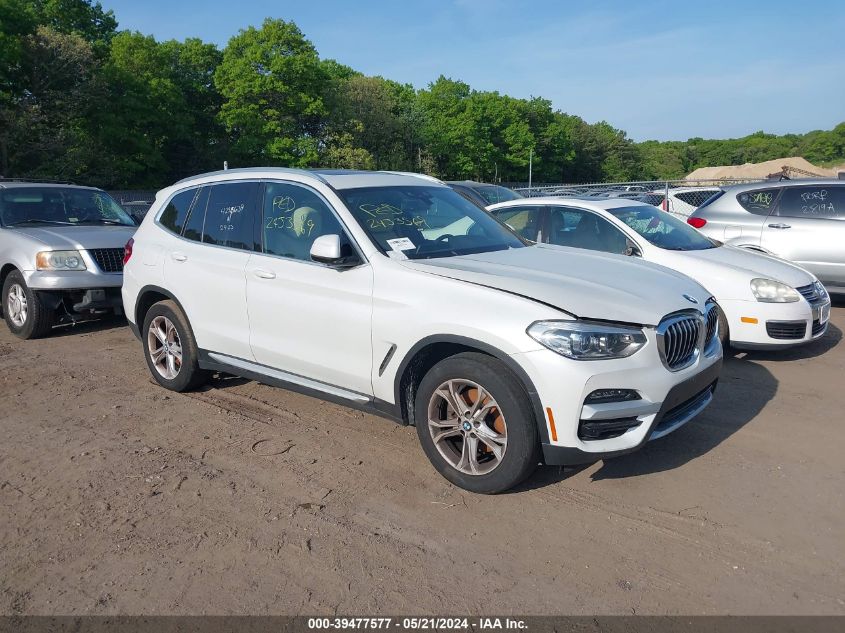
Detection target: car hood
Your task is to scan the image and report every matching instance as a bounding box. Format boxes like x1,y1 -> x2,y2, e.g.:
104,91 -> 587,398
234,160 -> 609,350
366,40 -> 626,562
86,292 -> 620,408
658,245 -> 815,299
8,225 -> 136,250
400,244 -> 711,326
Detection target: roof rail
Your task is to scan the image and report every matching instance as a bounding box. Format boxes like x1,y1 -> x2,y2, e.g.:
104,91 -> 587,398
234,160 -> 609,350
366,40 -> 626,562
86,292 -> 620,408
172,166 -> 319,186
382,171 -> 445,184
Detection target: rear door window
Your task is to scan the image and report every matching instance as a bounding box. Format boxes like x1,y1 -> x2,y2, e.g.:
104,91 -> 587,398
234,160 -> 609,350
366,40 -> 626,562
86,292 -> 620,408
737,188 -> 780,215
547,207 -> 628,254
491,206 -> 542,241
775,185 -> 845,219
202,182 -> 260,250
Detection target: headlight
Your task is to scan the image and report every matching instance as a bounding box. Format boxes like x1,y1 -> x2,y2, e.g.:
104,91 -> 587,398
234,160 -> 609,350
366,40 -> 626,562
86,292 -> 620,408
527,320 -> 647,360
35,250 -> 86,271
750,278 -> 799,303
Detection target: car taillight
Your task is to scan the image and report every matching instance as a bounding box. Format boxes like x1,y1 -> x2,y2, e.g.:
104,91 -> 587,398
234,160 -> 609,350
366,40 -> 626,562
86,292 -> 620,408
123,237 -> 134,264
661,199 -> 668,211
687,217 -> 707,229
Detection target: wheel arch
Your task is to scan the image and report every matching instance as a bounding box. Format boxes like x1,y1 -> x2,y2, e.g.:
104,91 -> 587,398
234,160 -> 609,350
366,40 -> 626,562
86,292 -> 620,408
135,285 -> 191,332
393,335 -> 549,444
0,263 -> 19,288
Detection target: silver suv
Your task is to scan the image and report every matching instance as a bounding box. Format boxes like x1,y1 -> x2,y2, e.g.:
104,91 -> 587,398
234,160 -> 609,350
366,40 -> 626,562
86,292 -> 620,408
688,180 -> 845,295
0,182 -> 137,338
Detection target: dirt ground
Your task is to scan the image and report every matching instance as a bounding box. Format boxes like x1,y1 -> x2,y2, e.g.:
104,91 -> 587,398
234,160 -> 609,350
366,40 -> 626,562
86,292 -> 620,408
1,303 -> 844,616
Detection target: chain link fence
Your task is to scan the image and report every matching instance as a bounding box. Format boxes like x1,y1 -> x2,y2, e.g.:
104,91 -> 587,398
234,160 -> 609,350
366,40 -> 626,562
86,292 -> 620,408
109,190 -> 158,220
107,177 -> 774,222
506,178 -> 767,218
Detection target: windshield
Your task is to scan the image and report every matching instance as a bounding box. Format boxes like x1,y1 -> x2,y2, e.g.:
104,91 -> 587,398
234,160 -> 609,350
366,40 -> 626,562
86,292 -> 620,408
472,184 -> 523,204
0,187 -> 135,227
608,205 -> 718,251
338,185 -> 526,260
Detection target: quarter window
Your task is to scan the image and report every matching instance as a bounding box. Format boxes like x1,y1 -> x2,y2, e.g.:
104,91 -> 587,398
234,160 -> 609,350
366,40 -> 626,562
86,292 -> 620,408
547,207 -> 629,254
674,190 -> 718,207
181,187 -> 210,242
262,182 -> 348,262
159,188 -> 198,235
776,186 -> 844,219
202,182 -> 259,250
737,188 -> 780,215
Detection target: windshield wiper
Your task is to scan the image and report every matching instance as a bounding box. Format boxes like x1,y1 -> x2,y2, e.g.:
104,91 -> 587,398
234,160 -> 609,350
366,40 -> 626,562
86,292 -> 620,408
6,219 -> 76,226
78,218 -> 129,225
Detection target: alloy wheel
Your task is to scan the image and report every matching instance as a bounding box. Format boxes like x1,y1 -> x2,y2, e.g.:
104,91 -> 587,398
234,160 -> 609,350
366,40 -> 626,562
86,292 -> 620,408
147,315 -> 183,379
427,379 -> 508,475
7,284 -> 27,327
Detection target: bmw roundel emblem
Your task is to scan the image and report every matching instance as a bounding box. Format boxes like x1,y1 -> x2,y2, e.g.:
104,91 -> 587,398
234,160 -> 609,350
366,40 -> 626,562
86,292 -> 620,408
683,294 -> 699,304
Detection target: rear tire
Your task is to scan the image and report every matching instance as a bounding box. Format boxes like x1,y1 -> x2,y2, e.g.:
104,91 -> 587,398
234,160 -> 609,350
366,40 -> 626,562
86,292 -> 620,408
2,271 -> 55,339
415,352 -> 540,494
141,300 -> 209,392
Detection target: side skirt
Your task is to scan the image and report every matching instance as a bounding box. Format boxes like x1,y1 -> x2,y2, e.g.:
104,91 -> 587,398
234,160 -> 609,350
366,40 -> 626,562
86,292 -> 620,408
197,350 -> 405,425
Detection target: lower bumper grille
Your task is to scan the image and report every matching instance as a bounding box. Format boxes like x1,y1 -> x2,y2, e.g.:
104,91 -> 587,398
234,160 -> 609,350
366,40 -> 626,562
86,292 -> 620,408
651,383 -> 715,439
812,319 -> 826,337
766,320 -> 807,340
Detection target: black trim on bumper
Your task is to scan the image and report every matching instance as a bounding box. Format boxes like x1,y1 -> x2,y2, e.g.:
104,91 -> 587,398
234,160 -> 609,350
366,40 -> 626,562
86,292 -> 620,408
541,356 -> 723,466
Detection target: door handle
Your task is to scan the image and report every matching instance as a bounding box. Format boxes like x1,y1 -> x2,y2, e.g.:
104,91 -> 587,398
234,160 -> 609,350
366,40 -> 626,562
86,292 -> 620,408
767,223 -> 791,229
171,252 -> 188,262
253,268 -> 276,279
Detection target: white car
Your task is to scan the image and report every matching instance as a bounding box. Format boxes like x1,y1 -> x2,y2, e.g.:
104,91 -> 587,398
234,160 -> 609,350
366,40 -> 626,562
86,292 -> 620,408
651,187 -> 721,217
488,197 -> 830,350
122,168 -> 722,493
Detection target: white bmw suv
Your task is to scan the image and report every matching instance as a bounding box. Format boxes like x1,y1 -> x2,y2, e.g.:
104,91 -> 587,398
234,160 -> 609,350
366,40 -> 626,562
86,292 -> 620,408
122,168 -> 723,493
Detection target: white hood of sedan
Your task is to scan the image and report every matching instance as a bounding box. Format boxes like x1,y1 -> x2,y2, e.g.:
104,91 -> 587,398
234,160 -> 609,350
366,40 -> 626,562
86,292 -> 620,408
401,244 -> 711,326
656,245 -> 815,301
9,225 -> 136,250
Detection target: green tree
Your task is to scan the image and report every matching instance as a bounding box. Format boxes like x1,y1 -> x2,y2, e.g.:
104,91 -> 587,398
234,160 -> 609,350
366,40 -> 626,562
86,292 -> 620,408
214,18 -> 328,167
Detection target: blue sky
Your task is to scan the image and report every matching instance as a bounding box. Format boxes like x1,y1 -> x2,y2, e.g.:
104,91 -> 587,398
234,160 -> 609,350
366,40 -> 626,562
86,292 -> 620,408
100,0 -> 843,141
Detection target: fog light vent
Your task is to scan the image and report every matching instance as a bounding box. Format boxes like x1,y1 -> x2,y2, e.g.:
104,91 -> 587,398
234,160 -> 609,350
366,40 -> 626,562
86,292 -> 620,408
579,417 -> 642,441
584,389 -> 640,404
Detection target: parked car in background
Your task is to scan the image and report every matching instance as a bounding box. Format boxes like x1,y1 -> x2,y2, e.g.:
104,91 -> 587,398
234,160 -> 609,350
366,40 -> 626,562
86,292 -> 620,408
446,180 -> 523,207
120,200 -> 154,223
123,168 -> 721,493
0,182 -> 137,338
688,180 -> 845,295
489,197 -> 830,349
654,187 -> 721,217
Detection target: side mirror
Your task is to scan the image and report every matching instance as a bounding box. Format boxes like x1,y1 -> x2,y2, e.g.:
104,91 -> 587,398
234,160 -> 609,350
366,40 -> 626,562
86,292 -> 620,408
310,234 -> 359,268
624,240 -> 642,257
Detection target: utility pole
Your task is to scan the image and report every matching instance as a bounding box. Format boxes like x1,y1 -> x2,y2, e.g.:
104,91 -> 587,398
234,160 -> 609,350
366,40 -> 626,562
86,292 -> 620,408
528,149 -> 533,194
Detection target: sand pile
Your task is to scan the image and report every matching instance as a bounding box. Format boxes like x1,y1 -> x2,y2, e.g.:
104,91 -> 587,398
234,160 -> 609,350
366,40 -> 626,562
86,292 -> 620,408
687,157 -> 845,180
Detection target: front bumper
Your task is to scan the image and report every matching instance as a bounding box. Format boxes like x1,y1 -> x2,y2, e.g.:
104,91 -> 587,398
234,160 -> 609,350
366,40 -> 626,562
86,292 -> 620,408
540,358 -> 721,465
513,329 -> 723,466
720,298 -> 830,349
23,268 -> 122,290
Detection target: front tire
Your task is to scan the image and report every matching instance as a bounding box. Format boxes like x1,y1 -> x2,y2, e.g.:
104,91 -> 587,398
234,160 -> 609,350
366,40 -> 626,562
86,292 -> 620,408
415,352 -> 540,494
141,300 -> 208,392
2,271 -> 55,339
